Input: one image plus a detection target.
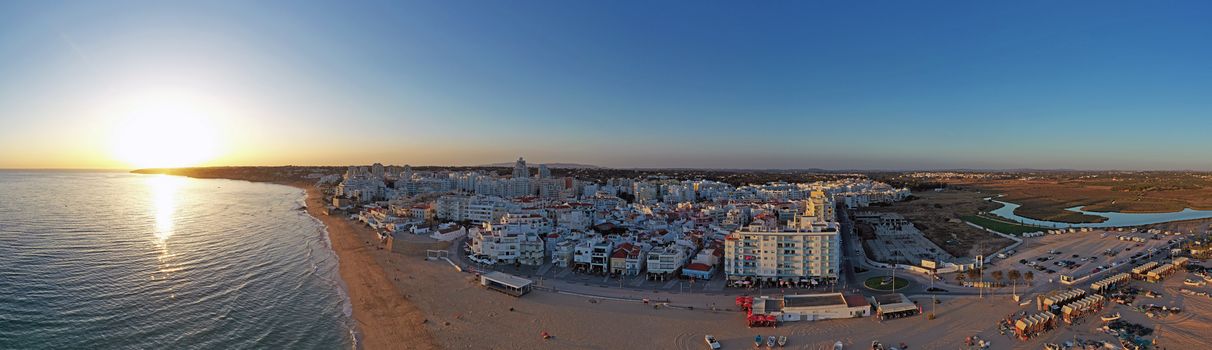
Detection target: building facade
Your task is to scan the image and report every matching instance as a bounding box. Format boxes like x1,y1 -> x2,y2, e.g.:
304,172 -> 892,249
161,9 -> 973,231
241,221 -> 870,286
724,197 -> 841,282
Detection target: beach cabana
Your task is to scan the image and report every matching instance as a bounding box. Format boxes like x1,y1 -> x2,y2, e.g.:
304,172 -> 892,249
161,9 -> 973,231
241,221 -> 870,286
1090,273 -> 1130,294
1132,262 -> 1158,279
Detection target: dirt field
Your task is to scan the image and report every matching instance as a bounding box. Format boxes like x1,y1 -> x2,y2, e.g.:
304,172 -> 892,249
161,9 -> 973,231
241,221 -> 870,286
862,189 -> 1014,258
956,173 -> 1212,224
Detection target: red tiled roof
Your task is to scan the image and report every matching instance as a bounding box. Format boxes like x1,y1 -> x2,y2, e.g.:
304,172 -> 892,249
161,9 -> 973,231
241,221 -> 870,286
684,263 -> 711,271
844,294 -> 870,308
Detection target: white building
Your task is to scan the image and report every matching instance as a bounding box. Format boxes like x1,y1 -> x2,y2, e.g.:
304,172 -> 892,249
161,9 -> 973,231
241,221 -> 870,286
723,197 -> 841,283
468,223 -> 543,266
646,244 -> 690,280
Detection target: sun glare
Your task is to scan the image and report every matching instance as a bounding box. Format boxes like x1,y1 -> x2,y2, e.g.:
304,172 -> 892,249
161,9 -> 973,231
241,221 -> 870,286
109,95 -> 222,168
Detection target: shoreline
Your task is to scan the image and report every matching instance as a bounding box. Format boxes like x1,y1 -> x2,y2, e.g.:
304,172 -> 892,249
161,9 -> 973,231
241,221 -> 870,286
287,181 -> 439,350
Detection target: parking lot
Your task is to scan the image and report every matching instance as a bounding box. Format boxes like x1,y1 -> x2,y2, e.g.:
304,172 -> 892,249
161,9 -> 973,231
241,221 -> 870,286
1001,230 -> 1179,284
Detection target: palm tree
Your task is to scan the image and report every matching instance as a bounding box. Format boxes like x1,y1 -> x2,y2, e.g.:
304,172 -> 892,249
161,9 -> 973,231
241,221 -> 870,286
1009,270 -> 1022,294
1024,271 -> 1035,286
992,270 -> 1004,284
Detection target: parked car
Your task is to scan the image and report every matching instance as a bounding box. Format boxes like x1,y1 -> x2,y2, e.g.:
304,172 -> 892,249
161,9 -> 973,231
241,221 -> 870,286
704,335 -> 721,350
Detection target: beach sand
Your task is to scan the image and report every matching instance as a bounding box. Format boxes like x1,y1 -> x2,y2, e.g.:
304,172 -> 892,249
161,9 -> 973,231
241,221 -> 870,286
293,184 -> 439,350
288,180 -> 1212,350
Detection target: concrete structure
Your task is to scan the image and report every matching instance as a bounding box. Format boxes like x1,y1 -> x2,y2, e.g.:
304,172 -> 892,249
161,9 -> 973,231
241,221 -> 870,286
871,294 -> 919,320
480,271 -> 533,297
749,293 -> 871,322
856,212 -> 954,266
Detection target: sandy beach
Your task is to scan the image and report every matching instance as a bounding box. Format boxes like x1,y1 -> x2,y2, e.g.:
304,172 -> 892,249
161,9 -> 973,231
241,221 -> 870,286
156,177 -> 1207,350
292,183 -> 439,350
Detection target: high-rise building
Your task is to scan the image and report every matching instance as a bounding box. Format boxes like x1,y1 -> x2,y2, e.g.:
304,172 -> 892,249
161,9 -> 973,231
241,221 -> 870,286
538,164 -> 551,179
371,163 -> 385,179
513,157 -> 529,179
401,164 -> 413,181
723,193 -> 841,283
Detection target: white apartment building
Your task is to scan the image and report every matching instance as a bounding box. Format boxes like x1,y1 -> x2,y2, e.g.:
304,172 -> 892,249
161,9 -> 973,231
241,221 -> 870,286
724,200 -> 841,283
436,194 -> 506,222
464,196 -> 510,223
518,233 -> 545,266
469,224 -> 519,264
572,237 -> 604,271
550,240 -> 577,268
499,213 -> 550,235
646,244 -> 690,280
468,223 -> 544,266
589,240 -> 614,274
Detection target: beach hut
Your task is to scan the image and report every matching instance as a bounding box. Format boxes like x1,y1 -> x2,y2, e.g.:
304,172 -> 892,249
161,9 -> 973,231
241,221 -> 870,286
1039,289 -> 1085,311
1146,263 -> 1177,283
1132,261 -> 1159,279
1061,294 -> 1105,324
1015,312 -> 1057,340
1090,273 -> 1130,294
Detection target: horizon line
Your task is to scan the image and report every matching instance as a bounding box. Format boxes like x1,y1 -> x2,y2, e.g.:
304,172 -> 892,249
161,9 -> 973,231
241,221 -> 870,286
6,165 -> 1212,173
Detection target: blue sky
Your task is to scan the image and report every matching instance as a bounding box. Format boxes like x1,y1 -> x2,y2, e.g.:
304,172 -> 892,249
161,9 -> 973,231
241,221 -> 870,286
1,1 -> 1211,169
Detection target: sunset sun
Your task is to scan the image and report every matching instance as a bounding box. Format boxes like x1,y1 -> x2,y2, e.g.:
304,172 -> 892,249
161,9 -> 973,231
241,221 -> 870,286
109,99 -> 221,169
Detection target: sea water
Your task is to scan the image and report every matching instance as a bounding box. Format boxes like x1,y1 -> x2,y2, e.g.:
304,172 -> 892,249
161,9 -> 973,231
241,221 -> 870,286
0,171 -> 355,349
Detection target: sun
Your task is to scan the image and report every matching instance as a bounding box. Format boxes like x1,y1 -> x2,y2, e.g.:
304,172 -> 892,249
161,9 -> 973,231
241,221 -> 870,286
109,98 -> 221,169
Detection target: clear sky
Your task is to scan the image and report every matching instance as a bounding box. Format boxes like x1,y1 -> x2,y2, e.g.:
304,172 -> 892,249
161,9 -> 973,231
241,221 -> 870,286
2,1 -> 1211,170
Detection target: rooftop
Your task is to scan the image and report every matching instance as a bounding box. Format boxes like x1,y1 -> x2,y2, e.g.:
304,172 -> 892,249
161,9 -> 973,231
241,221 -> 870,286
783,293 -> 847,308
481,271 -> 533,288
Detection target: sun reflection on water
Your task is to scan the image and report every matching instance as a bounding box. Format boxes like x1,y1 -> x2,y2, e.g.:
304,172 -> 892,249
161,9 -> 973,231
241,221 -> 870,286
149,175 -> 183,242
147,175 -> 184,291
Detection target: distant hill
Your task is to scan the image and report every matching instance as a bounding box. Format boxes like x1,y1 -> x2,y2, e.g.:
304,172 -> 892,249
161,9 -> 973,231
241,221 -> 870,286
477,162 -> 603,169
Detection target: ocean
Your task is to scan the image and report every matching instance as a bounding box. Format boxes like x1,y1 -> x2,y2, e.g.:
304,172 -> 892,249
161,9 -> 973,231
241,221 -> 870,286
0,171 -> 355,349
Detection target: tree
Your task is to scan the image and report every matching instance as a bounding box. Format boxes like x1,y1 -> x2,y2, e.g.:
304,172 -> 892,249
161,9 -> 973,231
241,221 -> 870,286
966,268 -> 981,280
954,274 -> 965,284
1007,269 -> 1022,295
992,270 -> 1004,284
1024,271 -> 1035,286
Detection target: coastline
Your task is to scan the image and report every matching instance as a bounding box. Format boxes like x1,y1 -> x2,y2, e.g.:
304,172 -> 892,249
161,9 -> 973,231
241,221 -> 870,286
288,182 -> 439,350
125,170 -> 1212,350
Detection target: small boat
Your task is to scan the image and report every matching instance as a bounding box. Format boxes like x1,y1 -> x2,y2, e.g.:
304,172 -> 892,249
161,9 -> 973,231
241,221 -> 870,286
834,341 -> 845,350
1101,313 -> 1121,322
767,335 -> 776,348
777,336 -> 787,347
755,335 -> 763,347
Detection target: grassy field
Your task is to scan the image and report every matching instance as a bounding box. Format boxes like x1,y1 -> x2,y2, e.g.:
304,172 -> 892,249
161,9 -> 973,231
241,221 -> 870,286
961,215 -> 1045,236
863,276 -> 909,291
